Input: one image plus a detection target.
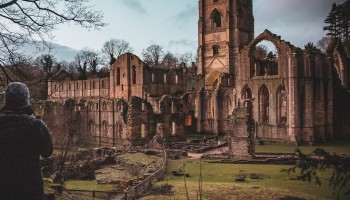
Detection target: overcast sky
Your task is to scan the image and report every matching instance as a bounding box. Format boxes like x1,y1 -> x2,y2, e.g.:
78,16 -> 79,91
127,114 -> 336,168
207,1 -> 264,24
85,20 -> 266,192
51,0 -> 345,61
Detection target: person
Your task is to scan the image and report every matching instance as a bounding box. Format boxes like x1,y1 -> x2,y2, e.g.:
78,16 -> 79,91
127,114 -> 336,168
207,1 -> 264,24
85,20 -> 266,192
203,136 -> 207,146
0,82 -> 53,200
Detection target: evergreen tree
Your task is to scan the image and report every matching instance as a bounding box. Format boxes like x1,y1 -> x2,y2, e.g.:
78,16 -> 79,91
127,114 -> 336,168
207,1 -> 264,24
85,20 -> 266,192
323,3 -> 342,38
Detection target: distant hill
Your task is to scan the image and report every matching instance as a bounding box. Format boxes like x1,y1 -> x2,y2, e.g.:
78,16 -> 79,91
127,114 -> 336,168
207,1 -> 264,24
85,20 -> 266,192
21,42 -> 79,62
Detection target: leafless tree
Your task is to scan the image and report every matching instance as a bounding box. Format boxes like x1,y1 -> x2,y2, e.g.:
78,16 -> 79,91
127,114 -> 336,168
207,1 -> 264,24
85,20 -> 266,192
179,51 -> 196,67
34,54 -> 58,81
0,0 -> 106,82
102,39 -> 133,65
161,52 -> 178,68
142,44 -> 164,67
317,36 -> 332,53
74,48 -> 100,80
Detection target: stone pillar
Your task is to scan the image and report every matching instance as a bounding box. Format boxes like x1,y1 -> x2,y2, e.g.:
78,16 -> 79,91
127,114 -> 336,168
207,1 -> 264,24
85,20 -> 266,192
196,90 -> 202,133
288,53 -> 300,144
213,90 -> 219,134
228,103 -> 255,160
325,57 -> 334,140
303,54 -> 314,144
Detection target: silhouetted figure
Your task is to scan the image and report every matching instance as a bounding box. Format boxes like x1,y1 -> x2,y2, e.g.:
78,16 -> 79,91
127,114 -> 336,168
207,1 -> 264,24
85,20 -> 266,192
203,136 -> 207,145
0,82 -> 53,200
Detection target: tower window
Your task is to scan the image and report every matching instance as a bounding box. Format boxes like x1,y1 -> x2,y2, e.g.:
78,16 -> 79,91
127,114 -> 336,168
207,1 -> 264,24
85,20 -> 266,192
213,45 -> 219,55
212,9 -> 221,28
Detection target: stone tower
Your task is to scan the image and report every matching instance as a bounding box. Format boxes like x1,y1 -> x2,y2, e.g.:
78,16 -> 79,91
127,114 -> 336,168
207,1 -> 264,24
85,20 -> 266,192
197,0 -> 254,89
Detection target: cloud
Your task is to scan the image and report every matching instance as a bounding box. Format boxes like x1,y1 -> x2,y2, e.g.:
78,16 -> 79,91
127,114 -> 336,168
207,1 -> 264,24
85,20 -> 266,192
119,0 -> 148,15
172,4 -> 197,27
168,39 -> 197,49
254,0 -> 347,47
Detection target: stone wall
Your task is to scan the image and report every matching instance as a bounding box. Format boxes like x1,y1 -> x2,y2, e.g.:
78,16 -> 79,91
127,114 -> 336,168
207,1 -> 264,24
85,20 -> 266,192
228,104 -> 255,160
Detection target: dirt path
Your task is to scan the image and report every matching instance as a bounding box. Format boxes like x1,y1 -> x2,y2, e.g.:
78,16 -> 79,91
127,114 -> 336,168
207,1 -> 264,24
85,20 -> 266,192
187,147 -> 229,159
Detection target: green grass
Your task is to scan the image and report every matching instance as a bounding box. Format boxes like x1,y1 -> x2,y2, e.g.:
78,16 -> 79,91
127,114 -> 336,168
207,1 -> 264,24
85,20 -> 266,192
64,180 -> 117,192
140,159 -> 350,200
256,139 -> 350,154
117,153 -> 157,165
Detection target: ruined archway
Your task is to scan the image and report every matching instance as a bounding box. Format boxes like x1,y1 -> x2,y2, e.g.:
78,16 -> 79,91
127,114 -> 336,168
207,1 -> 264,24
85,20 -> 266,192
251,40 -> 279,77
259,85 -> 269,123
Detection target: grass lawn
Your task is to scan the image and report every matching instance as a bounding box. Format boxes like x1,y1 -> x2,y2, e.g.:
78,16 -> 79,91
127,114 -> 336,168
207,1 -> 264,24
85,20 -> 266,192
256,139 -> 350,154
140,159 -> 350,200
64,180 -> 117,192
117,153 -> 158,165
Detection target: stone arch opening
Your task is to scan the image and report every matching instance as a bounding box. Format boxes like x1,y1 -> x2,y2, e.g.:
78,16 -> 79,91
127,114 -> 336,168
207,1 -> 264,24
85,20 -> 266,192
212,9 -> 221,28
132,65 -> 136,84
101,120 -> 108,137
276,84 -> 287,125
88,120 -> 94,136
250,40 -> 279,77
116,67 -> 121,85
259,85 -> 269,123
141,124 -> 146,138
241,85 -> 252,99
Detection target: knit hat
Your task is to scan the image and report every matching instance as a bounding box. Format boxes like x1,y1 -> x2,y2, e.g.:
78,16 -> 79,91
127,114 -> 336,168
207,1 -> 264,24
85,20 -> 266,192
4,82 -> 30,109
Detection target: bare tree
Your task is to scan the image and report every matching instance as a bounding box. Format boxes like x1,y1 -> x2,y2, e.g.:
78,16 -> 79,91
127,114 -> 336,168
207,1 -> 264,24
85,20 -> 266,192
34,54 -> 57,81
0,0 -> 105,81
179,51 -> 196,67
317,36 -> 332,53
102,39 -> 133,65
74,48 -> 100,80
161,52 -> 178,68
142,44 -> 164,67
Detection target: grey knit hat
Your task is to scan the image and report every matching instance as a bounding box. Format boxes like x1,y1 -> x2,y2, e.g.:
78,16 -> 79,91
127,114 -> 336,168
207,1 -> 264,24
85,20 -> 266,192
4,82 -> 30,109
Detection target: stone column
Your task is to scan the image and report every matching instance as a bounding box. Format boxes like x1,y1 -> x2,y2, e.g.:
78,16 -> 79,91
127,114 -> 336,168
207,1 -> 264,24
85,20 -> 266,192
196,90 -> 202,133
288,53 -> 300,144
303,54 -> 314,144
213,90 -> 219,134
325,57 -> 334,140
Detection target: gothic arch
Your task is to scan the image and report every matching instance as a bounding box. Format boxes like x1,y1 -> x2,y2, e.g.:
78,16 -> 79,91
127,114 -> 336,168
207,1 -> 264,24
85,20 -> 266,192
241,85 -> 253,99
276,85 -> 287,125
258,85 -> 269,123
116,67 -> 121,85
211,9 -> 222,28
88,120 -> 94,136
132,65 -> 136,84
101,120 -> 108,137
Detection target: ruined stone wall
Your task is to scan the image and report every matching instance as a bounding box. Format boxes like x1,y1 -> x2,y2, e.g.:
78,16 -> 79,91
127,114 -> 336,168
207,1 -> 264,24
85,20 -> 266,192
48,78 -> 110,100
228,104 -> 255,160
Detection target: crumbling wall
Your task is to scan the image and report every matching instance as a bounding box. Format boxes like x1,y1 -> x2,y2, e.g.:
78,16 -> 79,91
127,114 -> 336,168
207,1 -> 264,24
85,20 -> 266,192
228,104 -> 255,160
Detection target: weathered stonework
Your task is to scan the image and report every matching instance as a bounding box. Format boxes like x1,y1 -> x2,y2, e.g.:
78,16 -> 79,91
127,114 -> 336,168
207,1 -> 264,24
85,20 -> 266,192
228,103 -> 255,160
44,0 -> 350,147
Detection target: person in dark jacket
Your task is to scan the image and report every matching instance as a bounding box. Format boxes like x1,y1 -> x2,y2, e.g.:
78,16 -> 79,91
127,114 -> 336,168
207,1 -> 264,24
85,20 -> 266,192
0,82 -> 53,200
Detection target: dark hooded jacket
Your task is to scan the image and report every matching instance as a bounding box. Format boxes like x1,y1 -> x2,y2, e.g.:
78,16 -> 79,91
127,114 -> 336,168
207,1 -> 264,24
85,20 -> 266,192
0,113 -> 53,200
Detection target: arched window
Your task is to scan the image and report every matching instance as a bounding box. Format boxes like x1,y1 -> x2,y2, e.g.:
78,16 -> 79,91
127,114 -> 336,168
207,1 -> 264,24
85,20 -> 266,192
141,124 -> 146,138
103,102 -> 107,111
259,85 -> 269,123
276,85 -> 287,125
151,72 -> 155,82
132,65 -> 136,84
88,120 -> 94,135
242,86 -> 252,99
213,45 -> 219,55
116,67 -> 121,85
212,9 -> 221,28
172,122 -> 176,135
101,121 -> 108,137
185,115 -> 192,126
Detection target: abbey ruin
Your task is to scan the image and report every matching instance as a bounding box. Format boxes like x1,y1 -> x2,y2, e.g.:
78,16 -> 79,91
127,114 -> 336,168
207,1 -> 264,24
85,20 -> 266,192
45,0 -> 350,147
